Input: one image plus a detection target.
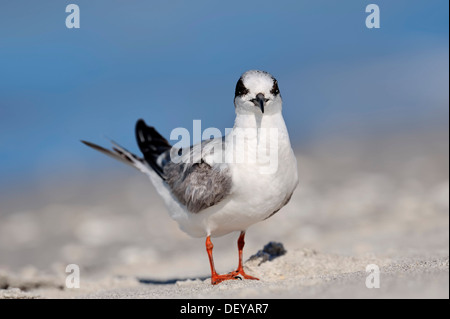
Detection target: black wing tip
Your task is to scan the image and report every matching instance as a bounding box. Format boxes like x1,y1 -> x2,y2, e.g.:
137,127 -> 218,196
136,119 -> 149,143
134,118 -> 171,180
136,119 -> 156,135
136,119 -> 150,131
135,119 -> 156,145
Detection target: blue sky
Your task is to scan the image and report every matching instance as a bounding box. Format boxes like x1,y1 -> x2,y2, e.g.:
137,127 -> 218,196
0,0 -> 448,188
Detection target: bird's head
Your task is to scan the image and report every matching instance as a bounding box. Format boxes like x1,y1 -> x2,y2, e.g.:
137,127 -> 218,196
234,70 -> 282,115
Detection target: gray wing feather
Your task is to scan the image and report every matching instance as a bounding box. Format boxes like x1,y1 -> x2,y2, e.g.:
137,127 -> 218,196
163,137 -> 232,213
83,137 -> 232,214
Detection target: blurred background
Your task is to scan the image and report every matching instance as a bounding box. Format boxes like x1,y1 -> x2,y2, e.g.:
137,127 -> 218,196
0,0 -> 448,289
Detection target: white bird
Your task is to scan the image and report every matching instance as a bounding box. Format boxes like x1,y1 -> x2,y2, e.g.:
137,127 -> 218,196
82,70 -> 298,284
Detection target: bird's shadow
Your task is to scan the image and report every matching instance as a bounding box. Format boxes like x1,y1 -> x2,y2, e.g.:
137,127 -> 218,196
137,276 -> 209,285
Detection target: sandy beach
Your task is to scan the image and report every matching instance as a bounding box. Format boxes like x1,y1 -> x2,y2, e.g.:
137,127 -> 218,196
0,130 -> 448,299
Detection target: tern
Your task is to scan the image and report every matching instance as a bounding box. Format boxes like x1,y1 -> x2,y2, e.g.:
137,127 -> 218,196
82,70 -> 298,284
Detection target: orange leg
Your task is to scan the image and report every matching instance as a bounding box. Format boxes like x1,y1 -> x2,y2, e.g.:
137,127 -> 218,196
230,231 -> 259,280
206,236 -> 238,285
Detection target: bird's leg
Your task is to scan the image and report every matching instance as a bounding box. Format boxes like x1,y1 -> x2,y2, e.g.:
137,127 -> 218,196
205,236 -> 238,285
230,231 -> 259,280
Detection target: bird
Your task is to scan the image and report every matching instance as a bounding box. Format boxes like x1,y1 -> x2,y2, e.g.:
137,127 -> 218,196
82,70 -> 298,284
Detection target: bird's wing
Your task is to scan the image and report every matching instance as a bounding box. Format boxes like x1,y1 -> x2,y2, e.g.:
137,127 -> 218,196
135,119 -> 172,179
83,120 -> 232,214
163,137 -> 233,213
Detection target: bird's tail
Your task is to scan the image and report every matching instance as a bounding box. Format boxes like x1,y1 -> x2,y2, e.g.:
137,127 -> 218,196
81,139 -> 151,175
82,119 -> 172,179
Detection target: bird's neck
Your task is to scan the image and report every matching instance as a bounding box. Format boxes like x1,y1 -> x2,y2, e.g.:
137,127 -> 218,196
227,111 -> 292,175
233,111 -> 287,132
231,111 -> 292,154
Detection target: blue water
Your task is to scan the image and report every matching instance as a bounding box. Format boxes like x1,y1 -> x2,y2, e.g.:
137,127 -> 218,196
0,0 -> 448,187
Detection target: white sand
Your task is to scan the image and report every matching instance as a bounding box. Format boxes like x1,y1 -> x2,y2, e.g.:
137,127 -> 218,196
0,131 -> 448,299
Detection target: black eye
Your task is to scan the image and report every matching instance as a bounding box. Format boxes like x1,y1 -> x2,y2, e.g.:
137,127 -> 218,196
270,80 -> 280,96
235,78 -> 249,97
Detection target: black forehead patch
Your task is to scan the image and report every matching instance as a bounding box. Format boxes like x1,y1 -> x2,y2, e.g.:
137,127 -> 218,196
270,79 -> 280,96
235,77 -> 249,97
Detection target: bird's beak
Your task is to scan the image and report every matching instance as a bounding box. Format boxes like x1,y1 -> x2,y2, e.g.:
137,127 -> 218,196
254,93 -> 265,114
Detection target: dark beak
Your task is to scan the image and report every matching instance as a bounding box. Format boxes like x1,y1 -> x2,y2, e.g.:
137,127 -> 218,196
253,93 -> 265,114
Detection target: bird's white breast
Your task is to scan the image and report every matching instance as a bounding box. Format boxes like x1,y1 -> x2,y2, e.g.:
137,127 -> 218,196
191,112 -> 298,237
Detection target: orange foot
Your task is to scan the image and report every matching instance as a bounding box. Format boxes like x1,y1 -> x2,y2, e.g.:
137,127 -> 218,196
229,268 -> 259,281
211,273 -> 240,285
